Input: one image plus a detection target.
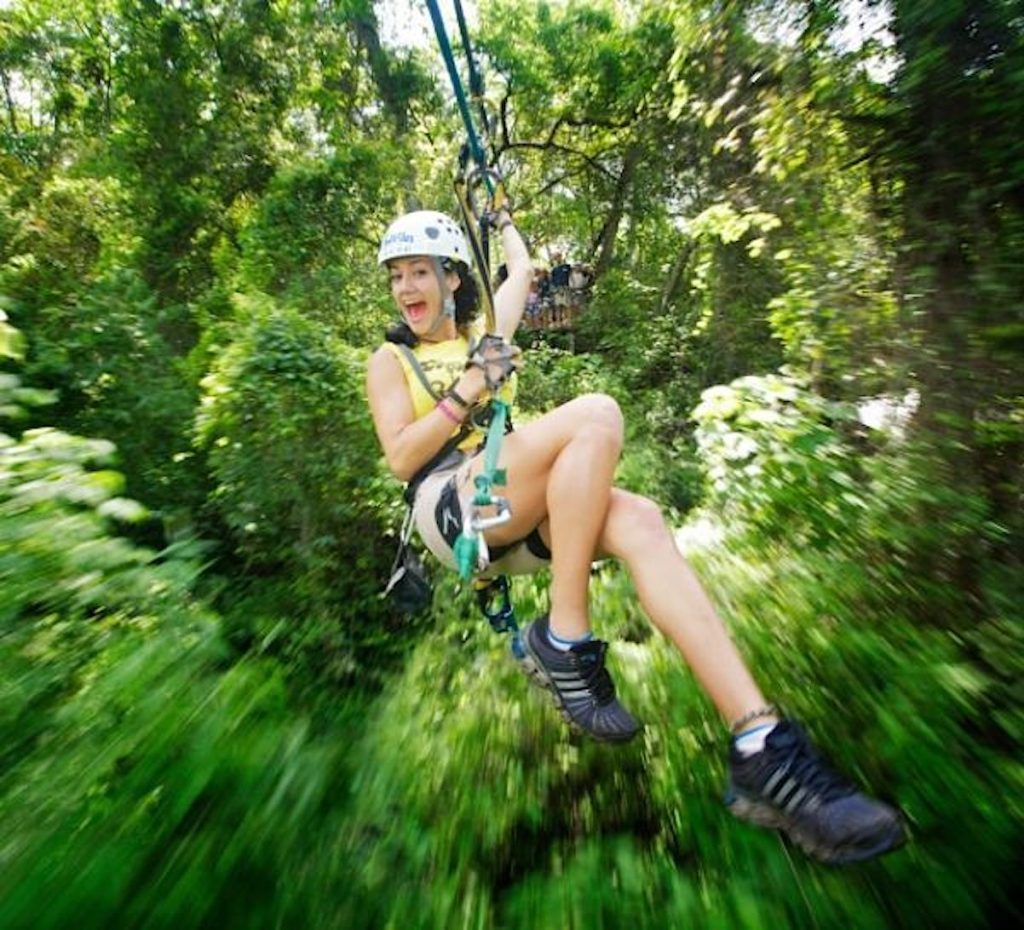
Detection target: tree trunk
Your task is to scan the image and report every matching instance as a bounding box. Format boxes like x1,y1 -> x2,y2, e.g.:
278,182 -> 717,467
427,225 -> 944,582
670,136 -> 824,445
348,12 -> 406,131
887,0 -> 1017,614
347,7 -> 417,205
592,143 -> 640,277
658,242 -> 692,314
891,1 -> 978,446
0,69 -> 18,133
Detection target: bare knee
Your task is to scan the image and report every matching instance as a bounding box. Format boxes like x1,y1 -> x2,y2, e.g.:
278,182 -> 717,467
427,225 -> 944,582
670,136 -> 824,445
621,493 -> 668,544
570,393 -> 624,448
601,490 -> 671,558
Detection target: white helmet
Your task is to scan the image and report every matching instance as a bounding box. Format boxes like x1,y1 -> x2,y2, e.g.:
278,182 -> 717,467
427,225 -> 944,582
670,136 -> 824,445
377,210 -> 472,268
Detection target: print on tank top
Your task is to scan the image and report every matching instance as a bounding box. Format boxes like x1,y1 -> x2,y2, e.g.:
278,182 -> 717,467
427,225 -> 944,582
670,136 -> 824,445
419,356 -> 465,398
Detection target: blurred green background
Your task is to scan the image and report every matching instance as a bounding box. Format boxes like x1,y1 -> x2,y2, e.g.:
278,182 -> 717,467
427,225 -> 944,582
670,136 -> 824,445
1,1 -> 1020,927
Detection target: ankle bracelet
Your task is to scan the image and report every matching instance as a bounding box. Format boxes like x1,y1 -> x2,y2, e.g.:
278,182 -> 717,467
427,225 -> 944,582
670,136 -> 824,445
730,706 -> 778,735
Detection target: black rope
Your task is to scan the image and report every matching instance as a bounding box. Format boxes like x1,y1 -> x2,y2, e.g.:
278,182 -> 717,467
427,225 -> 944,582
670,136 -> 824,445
424,0 -> 489,172
452,0 -> 491,140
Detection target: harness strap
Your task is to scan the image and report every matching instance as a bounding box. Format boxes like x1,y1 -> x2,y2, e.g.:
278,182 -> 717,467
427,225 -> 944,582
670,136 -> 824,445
454,175 -> 496,328
396,343 -> 443,401
393,341 -> 513,506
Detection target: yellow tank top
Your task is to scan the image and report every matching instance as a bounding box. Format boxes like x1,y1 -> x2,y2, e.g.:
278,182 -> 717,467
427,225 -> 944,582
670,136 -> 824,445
383,320 -> 517,453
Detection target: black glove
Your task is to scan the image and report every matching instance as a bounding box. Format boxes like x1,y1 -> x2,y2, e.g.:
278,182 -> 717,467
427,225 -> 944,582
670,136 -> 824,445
466,333 -> 522,391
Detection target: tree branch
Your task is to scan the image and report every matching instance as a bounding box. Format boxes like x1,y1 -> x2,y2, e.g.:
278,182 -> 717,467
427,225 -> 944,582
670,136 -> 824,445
514,168 -> 590,212
497,139 -> 616,180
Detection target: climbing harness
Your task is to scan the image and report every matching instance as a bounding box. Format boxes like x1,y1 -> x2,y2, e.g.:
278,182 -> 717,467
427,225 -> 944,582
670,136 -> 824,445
425,0 -> 527,656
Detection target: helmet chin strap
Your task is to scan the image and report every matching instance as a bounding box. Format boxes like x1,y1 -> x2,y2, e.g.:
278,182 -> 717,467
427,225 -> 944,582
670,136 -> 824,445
422,256 -> 456,339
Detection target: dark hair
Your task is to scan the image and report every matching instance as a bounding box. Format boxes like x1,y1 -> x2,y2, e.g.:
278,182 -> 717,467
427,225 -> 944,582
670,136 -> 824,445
384,259 -> 480,347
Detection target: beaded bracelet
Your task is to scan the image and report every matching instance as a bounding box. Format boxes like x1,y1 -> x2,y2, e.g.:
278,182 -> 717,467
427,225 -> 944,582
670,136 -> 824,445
436,399 -> 462,424
729,706 -> 778,735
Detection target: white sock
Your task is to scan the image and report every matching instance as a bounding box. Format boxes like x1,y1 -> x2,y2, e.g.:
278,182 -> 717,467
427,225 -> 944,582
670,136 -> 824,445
546,625 -> 593,652
733,723 -> 776,757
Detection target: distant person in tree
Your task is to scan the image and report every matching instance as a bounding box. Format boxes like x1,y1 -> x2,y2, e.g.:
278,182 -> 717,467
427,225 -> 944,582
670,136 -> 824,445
535,266 -> 552,327
365,207 -> 906,865
550,251 -> 571,287
549,252 -> 572,326
524,268 -> 543,329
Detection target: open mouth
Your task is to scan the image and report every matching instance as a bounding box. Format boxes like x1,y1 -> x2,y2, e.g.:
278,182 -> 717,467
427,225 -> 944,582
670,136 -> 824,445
404,301 -> 429,323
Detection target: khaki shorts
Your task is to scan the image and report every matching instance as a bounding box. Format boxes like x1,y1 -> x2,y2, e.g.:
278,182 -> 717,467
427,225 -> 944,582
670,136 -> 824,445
411,455 -> 551,576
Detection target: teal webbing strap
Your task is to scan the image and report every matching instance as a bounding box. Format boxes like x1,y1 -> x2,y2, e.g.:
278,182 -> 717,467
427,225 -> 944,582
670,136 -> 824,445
475,399 -> 508,504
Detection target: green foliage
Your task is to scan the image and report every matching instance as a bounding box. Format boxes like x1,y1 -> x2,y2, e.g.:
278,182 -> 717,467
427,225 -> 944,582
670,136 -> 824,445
0,363 -> 201,782
514,339 -> 701,510
320,530 -> 1021,930
0,321 -> 367,930
691,366 -> 1011,622
748,59 -> 903,392
616,436 -> 704,516
0,648 -> 358,930
0,1 -> 1020,926
0,307 -> 24,361
476,0 -> 680,262
515,342 -> 620,413
195,298 -> 397,680
3,416 -> 1019,928
675,532 -> 1022,930
0,174 -> 202,512
0,423 -> 366,925
232,146 -> 405,345
692,369 -> 864,546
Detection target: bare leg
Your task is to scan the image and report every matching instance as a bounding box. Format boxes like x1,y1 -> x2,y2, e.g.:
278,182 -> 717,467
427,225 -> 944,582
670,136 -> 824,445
598,489 -> 775,727
464,393 -> 623,640
465,396 -> 771,727
501,487 -> 903,864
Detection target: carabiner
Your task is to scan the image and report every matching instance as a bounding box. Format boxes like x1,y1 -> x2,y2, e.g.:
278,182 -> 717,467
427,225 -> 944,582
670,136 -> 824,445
470,494 -> 512,533
465,165 -> 506,219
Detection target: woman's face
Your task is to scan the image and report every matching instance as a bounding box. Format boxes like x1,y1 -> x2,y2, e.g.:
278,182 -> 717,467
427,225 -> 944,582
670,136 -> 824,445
388,256 -> 459,336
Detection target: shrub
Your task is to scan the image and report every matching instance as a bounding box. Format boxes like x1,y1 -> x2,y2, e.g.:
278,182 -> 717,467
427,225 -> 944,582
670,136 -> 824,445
195,298 -> 398,680
692,369 -> 864,545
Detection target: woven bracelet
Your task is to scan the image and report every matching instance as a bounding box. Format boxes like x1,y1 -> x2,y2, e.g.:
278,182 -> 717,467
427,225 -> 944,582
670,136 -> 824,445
729,706 -> 778,735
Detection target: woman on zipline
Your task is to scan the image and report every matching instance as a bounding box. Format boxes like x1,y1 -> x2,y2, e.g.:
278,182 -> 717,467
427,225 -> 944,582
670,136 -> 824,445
365,206 -> 905,865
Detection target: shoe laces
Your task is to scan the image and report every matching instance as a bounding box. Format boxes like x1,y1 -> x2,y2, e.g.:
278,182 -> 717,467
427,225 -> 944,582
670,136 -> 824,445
568,641 -> 616,705
776,730 -> 856,804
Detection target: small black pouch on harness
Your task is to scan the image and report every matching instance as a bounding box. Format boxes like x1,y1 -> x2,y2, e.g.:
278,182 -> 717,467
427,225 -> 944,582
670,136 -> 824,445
384,507 -> 432,615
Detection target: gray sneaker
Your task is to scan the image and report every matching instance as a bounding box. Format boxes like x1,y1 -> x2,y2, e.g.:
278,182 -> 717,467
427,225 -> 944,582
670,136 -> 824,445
520,616 -> 641,743
726,720 -> 906,864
